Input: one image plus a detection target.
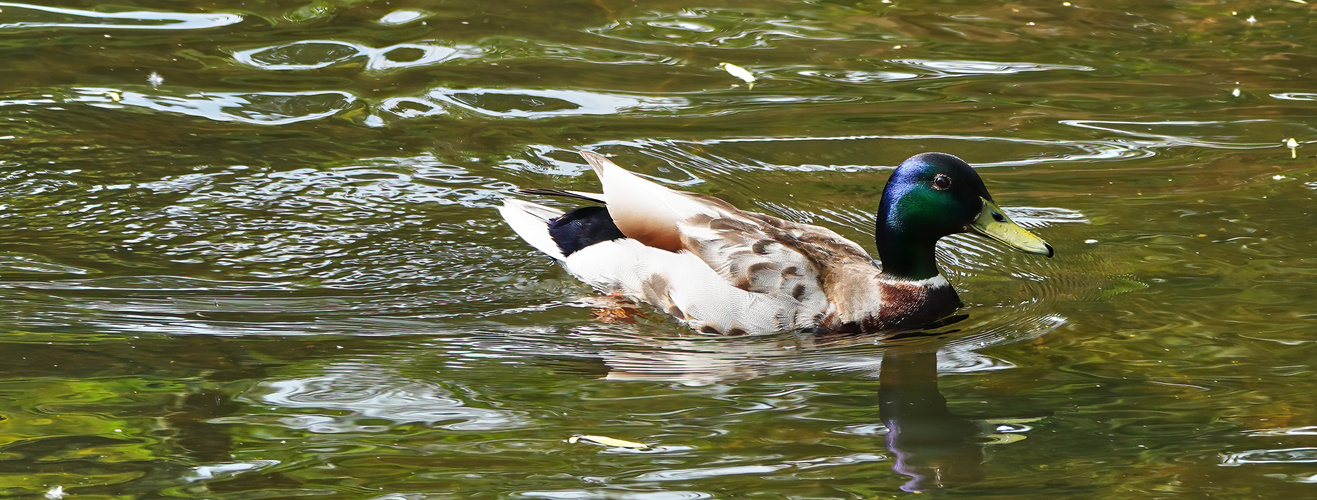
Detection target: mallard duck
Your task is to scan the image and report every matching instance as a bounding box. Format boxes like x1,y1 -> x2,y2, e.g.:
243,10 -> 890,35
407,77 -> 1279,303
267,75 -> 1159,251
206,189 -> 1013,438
499,151 -> 1053,334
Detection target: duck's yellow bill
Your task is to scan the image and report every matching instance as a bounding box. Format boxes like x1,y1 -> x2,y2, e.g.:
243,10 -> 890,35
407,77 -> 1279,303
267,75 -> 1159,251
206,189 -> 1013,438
968,198 -> 1054,257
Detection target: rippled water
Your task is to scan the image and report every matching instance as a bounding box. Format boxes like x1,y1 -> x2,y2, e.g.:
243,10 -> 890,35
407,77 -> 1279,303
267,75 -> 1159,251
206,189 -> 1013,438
2,0 -> 1315,497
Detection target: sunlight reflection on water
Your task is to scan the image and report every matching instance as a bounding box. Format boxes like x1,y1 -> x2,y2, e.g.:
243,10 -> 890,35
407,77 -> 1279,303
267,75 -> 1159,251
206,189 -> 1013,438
0,2 -> 243,30
233,40 -> 482,72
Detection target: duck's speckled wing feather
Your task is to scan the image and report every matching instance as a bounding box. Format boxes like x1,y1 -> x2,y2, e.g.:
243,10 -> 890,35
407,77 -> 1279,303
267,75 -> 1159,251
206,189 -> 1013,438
676,202 -> 891,327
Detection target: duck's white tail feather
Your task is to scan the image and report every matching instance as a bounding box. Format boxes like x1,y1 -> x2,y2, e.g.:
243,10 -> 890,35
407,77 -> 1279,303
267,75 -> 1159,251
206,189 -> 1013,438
579,151 -> 721,252
498,199 -> 567,261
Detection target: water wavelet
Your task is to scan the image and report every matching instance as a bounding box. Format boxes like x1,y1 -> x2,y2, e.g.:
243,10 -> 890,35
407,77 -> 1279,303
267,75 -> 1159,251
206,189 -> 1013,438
1221,447 -> 1317,466
248,366 -> 530,432
1060,119 -> 1284,150
232,40 -> 482,72
588,7 -> 855,49
0,151 -> 531,337
1271,93 -> 1317,101
621,139 -> 766,188
0,2 -> 243,31
559,307 -> 1060,385
417,87 -> 687,120
0,253 -> 92,277
70,87 -> 360,125
584,135 -> 1159,172
894,59 -> 1095,77
796,68 -> 922,84
377,9 -> 431,26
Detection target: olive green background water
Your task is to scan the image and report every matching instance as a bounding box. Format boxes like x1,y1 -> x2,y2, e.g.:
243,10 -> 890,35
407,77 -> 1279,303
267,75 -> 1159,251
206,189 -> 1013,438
1,0 -> 1314,497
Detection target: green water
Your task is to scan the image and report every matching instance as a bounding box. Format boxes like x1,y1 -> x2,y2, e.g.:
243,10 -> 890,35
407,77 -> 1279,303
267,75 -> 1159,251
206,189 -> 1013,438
1,0 -> 1315,497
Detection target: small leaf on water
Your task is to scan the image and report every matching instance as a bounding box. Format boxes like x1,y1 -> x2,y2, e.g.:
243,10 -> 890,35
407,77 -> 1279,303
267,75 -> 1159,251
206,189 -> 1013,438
569,434 -> 651,450
1286,138 -> 1299,158
718,62 -> 756,89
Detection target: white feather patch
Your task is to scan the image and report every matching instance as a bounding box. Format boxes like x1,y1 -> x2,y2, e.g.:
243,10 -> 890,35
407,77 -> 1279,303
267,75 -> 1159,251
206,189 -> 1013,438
498,199 -> 567,261
912,275 -> 951,290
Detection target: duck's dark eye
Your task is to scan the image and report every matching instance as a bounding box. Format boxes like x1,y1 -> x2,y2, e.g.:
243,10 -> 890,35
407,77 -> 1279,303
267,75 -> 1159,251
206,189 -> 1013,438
932,173 -> 952,190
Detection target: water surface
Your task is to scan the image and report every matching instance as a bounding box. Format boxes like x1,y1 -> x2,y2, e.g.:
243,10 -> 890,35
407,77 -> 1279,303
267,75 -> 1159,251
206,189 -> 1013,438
1,0 -> 1315,497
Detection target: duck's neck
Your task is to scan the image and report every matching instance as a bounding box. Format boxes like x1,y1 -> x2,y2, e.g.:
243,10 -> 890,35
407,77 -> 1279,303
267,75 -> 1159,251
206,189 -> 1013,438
875,224 -> 943,282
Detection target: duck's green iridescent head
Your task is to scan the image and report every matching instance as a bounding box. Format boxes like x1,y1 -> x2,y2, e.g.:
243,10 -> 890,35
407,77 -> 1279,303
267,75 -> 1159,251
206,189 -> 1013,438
876,153 -> 1053,280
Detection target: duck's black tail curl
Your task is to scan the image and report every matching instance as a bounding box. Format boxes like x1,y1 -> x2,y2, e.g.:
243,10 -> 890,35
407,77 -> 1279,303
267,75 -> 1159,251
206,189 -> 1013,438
548,206 -> 626,257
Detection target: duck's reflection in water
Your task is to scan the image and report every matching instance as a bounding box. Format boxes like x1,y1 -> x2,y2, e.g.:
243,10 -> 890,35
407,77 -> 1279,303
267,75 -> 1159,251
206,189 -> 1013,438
879,343 -> 984,491
589,321 -> 1055,493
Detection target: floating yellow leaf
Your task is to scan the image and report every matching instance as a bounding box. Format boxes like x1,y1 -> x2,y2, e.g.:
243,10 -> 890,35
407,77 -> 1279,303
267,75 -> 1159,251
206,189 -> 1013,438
568,434 -> 651,450
718,62 -> 756,90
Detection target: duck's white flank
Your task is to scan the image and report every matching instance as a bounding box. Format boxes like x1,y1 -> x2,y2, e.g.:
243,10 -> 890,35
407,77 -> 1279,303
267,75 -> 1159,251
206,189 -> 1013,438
562,239 -> 809,333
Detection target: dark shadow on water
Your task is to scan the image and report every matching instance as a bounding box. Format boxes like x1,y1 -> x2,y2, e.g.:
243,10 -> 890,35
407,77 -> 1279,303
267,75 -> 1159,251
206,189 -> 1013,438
819,320 -> 995,492
879,342 -> 985,492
